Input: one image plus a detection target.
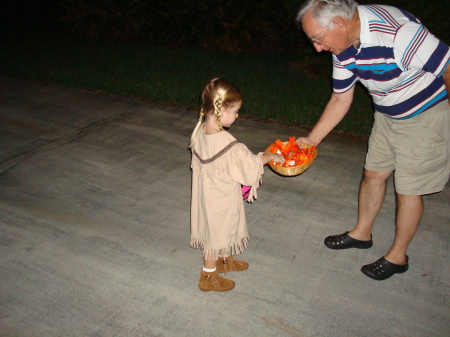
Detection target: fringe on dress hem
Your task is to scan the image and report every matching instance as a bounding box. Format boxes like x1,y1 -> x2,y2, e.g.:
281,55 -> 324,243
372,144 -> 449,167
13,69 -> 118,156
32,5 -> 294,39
190,236 -> 249,261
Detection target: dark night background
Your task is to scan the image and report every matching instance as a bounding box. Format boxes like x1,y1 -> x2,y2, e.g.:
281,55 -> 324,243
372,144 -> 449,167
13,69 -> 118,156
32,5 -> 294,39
1,0 -> 448,50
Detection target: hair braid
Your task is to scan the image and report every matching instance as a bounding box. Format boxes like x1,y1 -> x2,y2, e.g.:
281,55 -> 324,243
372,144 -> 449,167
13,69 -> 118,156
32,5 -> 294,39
213,96 -> 223,130
189,109 -> 206,148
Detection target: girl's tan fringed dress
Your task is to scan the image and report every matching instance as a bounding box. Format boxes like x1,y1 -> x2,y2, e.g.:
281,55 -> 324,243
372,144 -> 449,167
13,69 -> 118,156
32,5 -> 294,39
190,125 -> 264,261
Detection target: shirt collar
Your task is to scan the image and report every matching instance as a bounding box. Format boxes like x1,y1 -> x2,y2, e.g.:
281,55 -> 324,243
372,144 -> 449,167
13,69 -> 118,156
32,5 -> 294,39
358,6 -> 371,45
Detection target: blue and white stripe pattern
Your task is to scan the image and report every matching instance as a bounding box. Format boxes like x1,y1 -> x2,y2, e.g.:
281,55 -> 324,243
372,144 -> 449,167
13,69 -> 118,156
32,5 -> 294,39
332,5 -> 450,119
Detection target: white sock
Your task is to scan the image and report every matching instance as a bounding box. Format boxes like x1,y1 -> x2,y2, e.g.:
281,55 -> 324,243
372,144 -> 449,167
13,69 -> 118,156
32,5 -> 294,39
202,266 -> 216,273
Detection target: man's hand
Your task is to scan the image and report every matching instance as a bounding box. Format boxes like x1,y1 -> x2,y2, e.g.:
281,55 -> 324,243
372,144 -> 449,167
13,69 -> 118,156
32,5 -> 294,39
296,136 -> 319,147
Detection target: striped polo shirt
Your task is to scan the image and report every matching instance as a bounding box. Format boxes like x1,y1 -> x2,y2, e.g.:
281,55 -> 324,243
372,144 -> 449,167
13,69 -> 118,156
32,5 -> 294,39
332,5 -> 450,119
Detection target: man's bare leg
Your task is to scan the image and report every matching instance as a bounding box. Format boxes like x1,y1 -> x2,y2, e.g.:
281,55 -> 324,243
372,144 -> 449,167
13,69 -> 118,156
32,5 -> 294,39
384,193 -> 423,265
349,169 -> 392,241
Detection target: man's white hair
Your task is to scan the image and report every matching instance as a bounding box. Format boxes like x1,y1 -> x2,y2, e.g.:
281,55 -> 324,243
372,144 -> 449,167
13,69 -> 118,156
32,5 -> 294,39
296,0 -> 359,28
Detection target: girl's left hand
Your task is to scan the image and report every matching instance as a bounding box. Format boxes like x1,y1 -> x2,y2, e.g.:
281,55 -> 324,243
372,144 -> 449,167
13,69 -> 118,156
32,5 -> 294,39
272,153 -> 285,164
262,152 -> 285,166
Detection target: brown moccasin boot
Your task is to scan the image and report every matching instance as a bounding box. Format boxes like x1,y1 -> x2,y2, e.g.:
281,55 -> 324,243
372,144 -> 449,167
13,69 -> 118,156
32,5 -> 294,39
198,270 -> 235,292
216,255 -> 249,274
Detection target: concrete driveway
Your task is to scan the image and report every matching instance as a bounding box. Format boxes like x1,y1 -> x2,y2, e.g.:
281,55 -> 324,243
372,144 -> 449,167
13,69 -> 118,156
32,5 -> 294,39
0,76 -> 448,337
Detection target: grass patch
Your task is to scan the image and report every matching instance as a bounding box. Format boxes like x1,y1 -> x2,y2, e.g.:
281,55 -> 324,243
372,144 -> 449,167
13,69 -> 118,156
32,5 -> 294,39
0,24 -> 374,135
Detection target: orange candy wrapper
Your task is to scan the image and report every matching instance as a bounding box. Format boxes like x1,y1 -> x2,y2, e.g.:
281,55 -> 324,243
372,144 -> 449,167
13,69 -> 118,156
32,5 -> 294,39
268,137 -> 316,168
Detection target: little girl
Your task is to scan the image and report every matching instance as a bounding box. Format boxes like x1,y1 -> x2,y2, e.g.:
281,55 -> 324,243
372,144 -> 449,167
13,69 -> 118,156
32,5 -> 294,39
189,78 -> 284,292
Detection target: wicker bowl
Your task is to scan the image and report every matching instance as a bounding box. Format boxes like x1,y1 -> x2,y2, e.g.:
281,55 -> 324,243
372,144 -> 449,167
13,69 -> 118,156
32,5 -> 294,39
265,142 -> 317,177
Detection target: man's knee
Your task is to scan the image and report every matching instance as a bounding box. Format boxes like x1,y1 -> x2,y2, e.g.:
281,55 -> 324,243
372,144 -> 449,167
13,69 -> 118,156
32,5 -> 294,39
396,193 -> 423,204
363,169 -> 392,183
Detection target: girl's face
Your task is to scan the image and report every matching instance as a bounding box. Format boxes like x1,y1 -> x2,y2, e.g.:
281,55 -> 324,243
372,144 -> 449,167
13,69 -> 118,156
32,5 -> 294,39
220,100 -> 242,128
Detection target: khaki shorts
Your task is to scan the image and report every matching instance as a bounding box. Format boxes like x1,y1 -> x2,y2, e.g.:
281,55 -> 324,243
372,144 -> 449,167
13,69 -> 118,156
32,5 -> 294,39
365,100 -> 450,195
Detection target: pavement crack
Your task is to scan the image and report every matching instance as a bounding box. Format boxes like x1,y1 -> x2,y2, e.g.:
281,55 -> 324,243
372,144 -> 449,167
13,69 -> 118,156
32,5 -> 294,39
0,110 -> 137,175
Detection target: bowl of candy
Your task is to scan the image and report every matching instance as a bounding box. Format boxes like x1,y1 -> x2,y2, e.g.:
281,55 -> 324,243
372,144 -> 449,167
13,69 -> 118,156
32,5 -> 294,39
265,137 -> 317,176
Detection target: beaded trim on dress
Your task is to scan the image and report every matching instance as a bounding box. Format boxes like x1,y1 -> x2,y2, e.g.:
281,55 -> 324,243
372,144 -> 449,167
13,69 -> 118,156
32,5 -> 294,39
191,142 -> 264,203
192,140 -> 238,164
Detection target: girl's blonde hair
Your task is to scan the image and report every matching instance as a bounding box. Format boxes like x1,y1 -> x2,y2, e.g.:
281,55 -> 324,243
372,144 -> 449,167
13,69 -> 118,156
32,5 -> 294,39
189,78 -> 242,147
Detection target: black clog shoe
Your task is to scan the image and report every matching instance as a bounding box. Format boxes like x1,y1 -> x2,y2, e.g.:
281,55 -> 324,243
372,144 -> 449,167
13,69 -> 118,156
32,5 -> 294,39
324,231 -> 373,250
361,256 -> 409,281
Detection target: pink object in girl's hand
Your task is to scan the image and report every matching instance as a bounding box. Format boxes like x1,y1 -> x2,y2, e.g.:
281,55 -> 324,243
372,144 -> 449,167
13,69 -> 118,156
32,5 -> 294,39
241,185 -> 251,199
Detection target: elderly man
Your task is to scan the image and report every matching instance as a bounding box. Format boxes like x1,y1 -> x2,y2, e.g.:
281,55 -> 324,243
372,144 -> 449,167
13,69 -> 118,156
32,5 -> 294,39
295,0 -> 449,280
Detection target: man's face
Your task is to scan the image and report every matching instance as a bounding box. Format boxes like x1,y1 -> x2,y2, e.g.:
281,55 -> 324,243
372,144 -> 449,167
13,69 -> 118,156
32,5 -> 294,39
302,11 -> 348,56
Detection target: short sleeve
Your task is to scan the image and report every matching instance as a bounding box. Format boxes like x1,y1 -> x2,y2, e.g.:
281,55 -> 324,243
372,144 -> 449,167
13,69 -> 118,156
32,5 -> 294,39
394,22 -> 450,77
332,55 -> 358,94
